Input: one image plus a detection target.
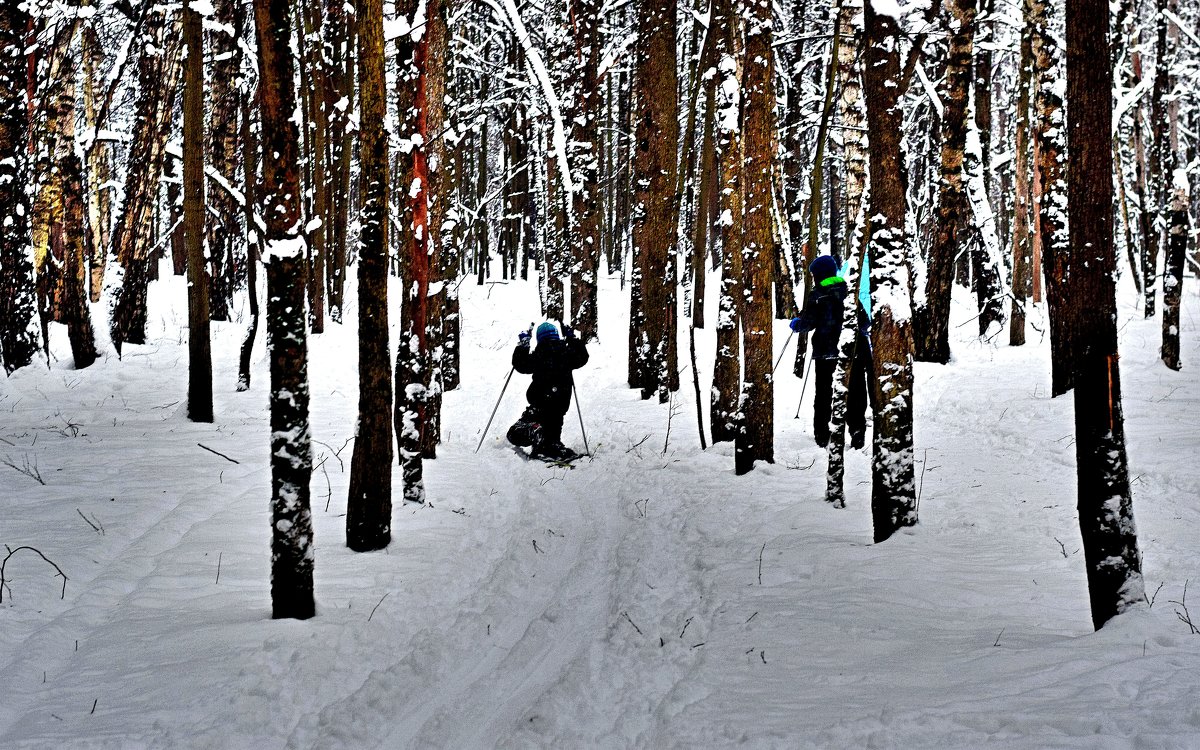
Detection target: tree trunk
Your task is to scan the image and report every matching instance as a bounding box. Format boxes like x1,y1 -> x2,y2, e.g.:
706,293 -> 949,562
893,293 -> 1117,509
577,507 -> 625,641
631,0 -> 679,402
1031,0 -> 1070,395
185,0 -> 213,422
863,0 -> 917,543
913,0 -> 974,364
709,0 -> 742,444
236,93 -> 260,391
1009,0 -> 1035,347
395,0 -> 431,505
1063,0 -> 1143,630
1161,174 -> 1187,370
254,0 -> 316,620
825,0 -> 865,508
733,0 -> 775,474
0,2 -> 41,373
82,19 -> 111,303
346,0 -> 394,551
569,0 -> 602,340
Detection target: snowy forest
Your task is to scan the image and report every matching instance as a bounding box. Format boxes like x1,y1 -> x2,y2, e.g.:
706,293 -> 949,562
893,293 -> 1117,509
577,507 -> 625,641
3,0 -> 1200,745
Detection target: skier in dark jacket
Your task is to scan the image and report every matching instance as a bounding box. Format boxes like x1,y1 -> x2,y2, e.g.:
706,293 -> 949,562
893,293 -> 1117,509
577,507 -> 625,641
507,321 -> 590,459
791,254 -> 875,449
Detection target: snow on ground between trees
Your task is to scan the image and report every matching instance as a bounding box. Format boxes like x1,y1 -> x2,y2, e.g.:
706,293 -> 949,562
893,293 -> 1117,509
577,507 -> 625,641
2,272 -> 1200,748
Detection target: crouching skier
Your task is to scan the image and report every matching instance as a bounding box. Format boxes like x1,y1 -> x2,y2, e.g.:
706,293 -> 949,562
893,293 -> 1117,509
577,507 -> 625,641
506,321 -> 590,460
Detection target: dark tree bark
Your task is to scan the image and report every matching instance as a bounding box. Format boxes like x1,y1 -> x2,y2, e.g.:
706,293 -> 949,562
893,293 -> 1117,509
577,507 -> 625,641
630,0 -> 679,402
0,0 -> 40,373
1063,0 -> 1143,630
913,0 -> 974,364
395,0 -> 431,505
1032,0 -> 1071,395
733,0 -> 775,474
709,0 -> 742,444
863,0 -> 917,543
568,0 -> 601,340
185,0 -> 213,422
346,0 -> 393,551
254,0 -> 316,620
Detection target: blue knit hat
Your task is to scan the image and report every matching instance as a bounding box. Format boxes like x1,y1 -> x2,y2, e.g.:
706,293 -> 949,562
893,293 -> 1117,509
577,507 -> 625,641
536,322 -> 560,342
809,255 -> 839,282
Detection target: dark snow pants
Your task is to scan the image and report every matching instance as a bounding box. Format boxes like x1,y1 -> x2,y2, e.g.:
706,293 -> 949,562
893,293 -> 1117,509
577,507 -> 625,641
507,406 -> 565,448
813,341 -> 876,441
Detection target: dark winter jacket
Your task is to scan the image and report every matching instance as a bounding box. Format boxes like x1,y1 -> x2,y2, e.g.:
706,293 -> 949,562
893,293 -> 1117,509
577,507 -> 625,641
791,278 -> 849,360
513,337 -> 590,415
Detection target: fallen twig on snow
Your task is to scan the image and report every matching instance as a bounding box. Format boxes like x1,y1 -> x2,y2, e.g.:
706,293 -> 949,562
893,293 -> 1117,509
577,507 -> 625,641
0,545 -> 68,604
197,443 -> 240,464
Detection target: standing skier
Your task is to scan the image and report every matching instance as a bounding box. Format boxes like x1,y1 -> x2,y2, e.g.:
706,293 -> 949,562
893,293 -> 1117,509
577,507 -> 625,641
791,255 -> 875,448
507,321 -> 590,460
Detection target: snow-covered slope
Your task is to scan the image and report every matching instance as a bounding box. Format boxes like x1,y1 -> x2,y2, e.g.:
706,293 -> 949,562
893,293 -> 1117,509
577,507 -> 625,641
2,271 -> 1198,748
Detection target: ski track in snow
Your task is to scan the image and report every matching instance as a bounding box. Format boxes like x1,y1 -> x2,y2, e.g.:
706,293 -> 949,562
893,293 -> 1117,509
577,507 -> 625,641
2,274 -> 1200,748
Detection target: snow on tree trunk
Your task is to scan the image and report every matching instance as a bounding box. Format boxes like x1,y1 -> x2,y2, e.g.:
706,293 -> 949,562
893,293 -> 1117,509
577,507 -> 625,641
254,0 -> 316,620
206,0 -> 241,323
1063,0 -> 1144,630
863,0 -> 917,543
569,0 -> 602,341
824,0 -> 864,509
709,0 -> 742,445
347,0 -> 394,551
394,0 -> 431,505
630,0 -> 679,403
734,0 -> 775,474
1031,0 -> 1071,396
0,0 -> 41,374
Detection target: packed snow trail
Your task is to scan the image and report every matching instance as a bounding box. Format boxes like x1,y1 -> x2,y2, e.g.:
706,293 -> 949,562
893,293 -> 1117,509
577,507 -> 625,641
2,275 -> 1200,748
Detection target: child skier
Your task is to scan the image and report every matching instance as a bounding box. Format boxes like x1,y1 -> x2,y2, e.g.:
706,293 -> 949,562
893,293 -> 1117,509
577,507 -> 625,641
790,255 -> 875,449
506,321 -> 590,460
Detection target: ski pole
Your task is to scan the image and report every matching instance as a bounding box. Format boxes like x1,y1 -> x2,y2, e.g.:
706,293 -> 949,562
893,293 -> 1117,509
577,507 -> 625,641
573,383 -> 591,456
793,351 -> 815,420
772,328 -> 796,375
475,367 -> 515,453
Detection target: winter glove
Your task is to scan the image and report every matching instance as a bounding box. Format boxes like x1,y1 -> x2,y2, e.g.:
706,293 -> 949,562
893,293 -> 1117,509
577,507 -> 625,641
518,330 -> 532,345
562,324 -> 576,339
789,317 -> 803,333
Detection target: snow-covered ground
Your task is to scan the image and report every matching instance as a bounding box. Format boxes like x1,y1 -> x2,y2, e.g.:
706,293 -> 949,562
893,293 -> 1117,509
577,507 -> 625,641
2,268 -> 1199,749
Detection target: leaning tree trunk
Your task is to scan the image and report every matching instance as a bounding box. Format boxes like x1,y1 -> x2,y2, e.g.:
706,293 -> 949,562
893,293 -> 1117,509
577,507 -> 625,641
254,0 -> 316,620
346,0 -> 393,551
733,0 -> 775,475
184,0 -> 213,422
0,0 -> 40,374
913,0 -> 975,364
108,12 -> 182,352
863,0 -> 917,543
630,0 -> 679,402
1144,0 -> 1169,319
1062,0 -> 1144,630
